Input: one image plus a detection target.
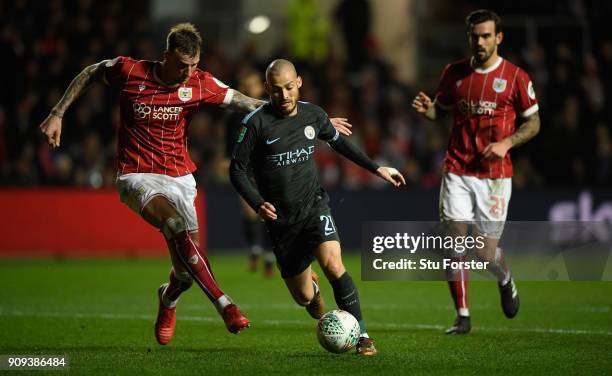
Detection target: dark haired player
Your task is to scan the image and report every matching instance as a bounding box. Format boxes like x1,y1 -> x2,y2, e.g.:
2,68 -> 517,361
412,10 -> 540,334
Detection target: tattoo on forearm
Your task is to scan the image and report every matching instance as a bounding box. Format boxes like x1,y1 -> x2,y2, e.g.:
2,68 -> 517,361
509,112 -> 540,147
52,60 -> 108,116
230,91 -> 266,113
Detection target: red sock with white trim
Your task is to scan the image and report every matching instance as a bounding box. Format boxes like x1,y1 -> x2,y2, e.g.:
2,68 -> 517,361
447,258 -> 470,317
163,217 -> 232,314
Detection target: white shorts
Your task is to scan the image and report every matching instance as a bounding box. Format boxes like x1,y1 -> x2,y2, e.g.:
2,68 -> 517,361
115,173 -> 199,232
439,172 -> 512,239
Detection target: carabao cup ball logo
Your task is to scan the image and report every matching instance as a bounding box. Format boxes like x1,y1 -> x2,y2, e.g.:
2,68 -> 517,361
304,125 -> 315,140
133,102 -> 151,119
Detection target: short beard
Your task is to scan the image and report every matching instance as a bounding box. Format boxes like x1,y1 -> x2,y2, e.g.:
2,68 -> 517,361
473,50 -> 493,64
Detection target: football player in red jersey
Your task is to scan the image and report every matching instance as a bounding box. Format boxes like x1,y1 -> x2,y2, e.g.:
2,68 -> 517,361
39,23 -> 352,345
412,10 -> 540,334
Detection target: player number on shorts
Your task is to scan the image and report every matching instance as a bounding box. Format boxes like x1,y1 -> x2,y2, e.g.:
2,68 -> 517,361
489,196 -> 506,218
320,215 -> 336,236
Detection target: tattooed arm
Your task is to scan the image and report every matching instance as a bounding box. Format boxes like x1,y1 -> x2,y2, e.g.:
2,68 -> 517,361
227,90 -> 266,113
507,112 -> 541,148
227,90 -> 354,135
39,59 -> 111,147
482,112 -> 541,160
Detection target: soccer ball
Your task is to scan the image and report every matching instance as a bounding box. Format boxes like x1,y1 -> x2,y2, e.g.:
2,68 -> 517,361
317,310 -> 360,353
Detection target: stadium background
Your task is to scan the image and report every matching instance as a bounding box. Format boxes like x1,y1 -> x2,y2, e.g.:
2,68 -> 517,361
1,0 -> 611,254
0,1 -> 611,375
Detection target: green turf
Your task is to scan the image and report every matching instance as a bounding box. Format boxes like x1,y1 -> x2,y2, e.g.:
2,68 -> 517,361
0,255 -> 611,375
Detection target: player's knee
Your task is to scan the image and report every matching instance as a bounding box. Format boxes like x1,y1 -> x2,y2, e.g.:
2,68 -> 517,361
161,216 -> 186,239
321,258 -> 345,280
475,245 -> 496,262
175,271 -> 192,282
292,290 -> 314,306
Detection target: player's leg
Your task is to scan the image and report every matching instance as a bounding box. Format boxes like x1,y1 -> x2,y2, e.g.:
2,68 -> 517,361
161,232 -> 199,309
282,265 -> 322,312
239,196 -> 275,277
267,218 -> 324,316
443,221 -> 472,334
143,195 -> 250,333
473,177 -> 518,318
261,227 -> 276,278
240,198 -> 264,271
154,237 -> 194,345
439,173 -> 474,334
314,240 -> 376,355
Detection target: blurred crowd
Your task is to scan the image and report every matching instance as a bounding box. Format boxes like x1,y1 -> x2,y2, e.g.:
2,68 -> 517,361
1,0 -> 610,190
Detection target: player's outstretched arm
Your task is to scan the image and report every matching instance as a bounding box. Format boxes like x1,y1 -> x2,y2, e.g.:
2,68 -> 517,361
376,167 -> 406,187
328,135 -> 405,187
228,90 -> 266,113
412,91 -> 444,121
39,59 -> 111,148
482,111 -> 540,160
227,93 -> 353,136
329,118 -> 352,136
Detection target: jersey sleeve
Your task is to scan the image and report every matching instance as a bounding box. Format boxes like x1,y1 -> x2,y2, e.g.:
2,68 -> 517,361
315,106 -> 340,142
434,63 -> 454,110
230,117 -> 265,211
199,72 -> 235,107
102,56 -> 133,88
513,69 -> 539,118
231,117 -> 258,162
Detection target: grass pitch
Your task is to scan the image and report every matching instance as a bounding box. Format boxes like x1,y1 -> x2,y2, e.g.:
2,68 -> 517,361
0,255 -> 611,375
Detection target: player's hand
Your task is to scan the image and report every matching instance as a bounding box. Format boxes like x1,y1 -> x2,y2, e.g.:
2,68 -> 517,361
412,92 -> 433,114
482,139 -> 512,160
40,113 -> 63,148
258,202 -> 277,221
330,117 -> 352,136
376,167 -> 406,187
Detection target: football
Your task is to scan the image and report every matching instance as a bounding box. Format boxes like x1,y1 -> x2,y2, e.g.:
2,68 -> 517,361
316,310 -> 360,353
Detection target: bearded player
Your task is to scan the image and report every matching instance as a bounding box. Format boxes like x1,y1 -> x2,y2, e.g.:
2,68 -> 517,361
412,10 -> 540,334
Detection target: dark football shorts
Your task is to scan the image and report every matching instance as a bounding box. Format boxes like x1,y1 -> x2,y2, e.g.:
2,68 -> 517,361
266,206 -> 341,278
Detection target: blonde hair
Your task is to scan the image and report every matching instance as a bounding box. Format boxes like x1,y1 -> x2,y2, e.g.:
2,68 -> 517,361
166,23 -> 202,56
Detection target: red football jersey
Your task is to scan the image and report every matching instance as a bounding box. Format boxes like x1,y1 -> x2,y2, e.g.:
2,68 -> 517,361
103,56 -> 234,176
435,57 -> 538,178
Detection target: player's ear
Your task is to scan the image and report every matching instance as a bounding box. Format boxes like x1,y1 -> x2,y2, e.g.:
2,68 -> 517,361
496,31 -> 503,46
264,81 -> 271,96
296,76 -> 302,89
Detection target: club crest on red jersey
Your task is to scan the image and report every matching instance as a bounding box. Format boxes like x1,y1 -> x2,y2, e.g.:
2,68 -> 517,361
138,84 -> 145,92
178,87 -> 192,102
492,78 -> 507,93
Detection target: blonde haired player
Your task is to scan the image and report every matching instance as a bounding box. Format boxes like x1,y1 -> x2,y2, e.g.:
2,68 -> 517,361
39,23 -> 353,345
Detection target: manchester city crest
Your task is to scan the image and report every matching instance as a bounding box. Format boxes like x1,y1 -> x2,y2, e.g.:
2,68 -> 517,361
492,78 -> 507,93
304,125 -> 315,140
178,87 -> 192,102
